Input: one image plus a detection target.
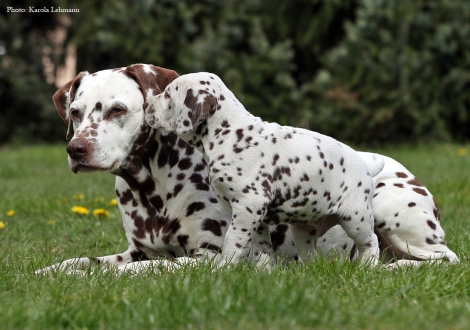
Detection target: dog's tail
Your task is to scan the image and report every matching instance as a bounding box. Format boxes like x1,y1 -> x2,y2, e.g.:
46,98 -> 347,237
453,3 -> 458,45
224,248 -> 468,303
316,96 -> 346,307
358,152 -> 385,178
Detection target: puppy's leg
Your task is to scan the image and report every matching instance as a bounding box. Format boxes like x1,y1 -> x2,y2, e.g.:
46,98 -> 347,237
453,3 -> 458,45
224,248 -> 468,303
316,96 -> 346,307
220,202 -> 267,265
338,193 -> 379,265
339,217 -> 379,265
290,224 -> 317,263
250,223 -> 274,269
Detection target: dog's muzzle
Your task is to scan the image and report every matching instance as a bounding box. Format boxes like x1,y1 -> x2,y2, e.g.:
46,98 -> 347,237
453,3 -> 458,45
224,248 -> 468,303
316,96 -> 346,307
66,137 -> 94,173
67,137 -> 90,161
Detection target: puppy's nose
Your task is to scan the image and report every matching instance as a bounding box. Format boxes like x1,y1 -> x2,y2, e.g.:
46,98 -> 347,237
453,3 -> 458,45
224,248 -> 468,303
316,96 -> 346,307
67,138 -> 89,160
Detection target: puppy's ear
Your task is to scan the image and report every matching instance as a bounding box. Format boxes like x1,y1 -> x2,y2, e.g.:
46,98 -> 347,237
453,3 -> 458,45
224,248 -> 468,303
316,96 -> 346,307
123,64 -> 179,101
52,71 -> 88,139
175,88 -> 218,135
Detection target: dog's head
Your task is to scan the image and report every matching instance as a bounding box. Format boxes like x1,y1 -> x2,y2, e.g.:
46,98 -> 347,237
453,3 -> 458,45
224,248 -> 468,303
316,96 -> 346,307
53,64 -> 178,173
144,72 -> 220,136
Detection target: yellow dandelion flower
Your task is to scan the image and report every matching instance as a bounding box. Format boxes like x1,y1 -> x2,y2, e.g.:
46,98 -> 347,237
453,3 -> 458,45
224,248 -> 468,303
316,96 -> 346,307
458,148 -> 468,156
47,219 -> 56,225
71,206 -> 89,215
73,194 -> 85,200
93,209 -> 110,218
109,198 -> 118,207
7,210 -> 15,216
0,221 -> 5,229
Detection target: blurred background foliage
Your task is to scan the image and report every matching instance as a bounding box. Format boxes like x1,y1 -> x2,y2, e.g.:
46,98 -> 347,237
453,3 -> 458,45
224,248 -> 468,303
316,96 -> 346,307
1,0 -> 469,146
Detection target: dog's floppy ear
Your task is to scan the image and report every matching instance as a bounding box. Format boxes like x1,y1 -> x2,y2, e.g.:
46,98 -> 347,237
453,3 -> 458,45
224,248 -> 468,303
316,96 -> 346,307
175,88 -> 218,135
52,71 -> 88,139
123,64 -> 179,101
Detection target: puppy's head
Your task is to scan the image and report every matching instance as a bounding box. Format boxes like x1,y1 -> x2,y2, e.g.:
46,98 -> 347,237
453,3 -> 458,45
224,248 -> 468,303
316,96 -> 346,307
144,72 -> 220,136
52,64 -> 178,173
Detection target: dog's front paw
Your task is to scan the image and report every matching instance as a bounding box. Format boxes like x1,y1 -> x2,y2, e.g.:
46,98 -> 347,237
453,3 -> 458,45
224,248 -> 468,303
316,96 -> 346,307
35,267 -> 88,276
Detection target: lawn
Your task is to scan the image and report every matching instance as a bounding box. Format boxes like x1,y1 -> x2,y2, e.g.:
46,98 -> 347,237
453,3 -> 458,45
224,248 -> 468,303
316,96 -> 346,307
0,143 -> 469,329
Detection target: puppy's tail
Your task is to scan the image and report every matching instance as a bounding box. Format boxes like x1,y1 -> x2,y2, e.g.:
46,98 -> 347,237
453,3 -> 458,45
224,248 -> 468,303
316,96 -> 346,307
358,152 -> 385,178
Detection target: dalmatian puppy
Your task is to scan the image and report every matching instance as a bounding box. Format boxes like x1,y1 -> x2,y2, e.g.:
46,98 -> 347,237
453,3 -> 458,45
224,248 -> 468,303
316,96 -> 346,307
144,72 -> 384,266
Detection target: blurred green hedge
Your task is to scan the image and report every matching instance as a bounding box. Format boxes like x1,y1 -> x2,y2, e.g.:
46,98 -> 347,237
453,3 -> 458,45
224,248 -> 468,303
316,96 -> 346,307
1,0 -> 469,146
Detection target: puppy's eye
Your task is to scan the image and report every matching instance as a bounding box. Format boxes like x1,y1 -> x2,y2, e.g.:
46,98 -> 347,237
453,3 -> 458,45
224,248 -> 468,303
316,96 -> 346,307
111,107 -> 124,114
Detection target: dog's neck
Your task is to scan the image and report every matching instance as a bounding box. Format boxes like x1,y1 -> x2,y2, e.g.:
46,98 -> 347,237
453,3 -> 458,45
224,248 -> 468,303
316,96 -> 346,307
114,126 -> 181,192
115,127 -> 207,197
177,123 -> 208,159
114,125 -> 156,181
184,101 -> 259,162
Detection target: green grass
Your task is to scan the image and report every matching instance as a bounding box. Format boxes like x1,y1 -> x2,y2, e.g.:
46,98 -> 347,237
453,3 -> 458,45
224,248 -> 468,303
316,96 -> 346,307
0,143 -> 469,329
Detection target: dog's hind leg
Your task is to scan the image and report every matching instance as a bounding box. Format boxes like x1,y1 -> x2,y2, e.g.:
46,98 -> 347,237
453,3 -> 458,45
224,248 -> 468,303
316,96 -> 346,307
290,224 -> 317,263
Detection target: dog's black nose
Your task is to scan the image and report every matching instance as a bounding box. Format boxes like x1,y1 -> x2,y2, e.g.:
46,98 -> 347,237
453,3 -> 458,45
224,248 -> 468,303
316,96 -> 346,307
67,138 -> 89,159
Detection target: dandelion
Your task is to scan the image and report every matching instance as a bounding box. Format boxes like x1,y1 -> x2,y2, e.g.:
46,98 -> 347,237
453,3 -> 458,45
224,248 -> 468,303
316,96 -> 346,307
93,209 -> 110,218
73,194 -> 85,200
72,206 -> 89,215
458,148 -> 468,156
0,221 -> 5,229
109,198 -> 118,207
7,210 -> 15,216
47,219 -> 56,225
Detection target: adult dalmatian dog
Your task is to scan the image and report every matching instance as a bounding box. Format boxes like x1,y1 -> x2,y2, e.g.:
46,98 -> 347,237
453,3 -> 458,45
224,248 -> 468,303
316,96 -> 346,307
37,64 -> 458,274
37,64 -> 298,275
325,152 -> 459,267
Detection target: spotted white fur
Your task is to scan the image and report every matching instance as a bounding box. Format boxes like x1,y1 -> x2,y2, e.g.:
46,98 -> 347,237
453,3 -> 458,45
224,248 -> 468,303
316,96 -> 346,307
145,72 -> 382,266
37,64 -> 300,275
36,65 -> 458,275
318,153 -> 459,266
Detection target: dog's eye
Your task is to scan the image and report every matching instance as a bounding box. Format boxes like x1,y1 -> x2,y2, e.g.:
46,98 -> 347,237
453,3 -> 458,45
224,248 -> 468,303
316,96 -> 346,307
106,106 -> 127,120
70,109 -> 81,119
